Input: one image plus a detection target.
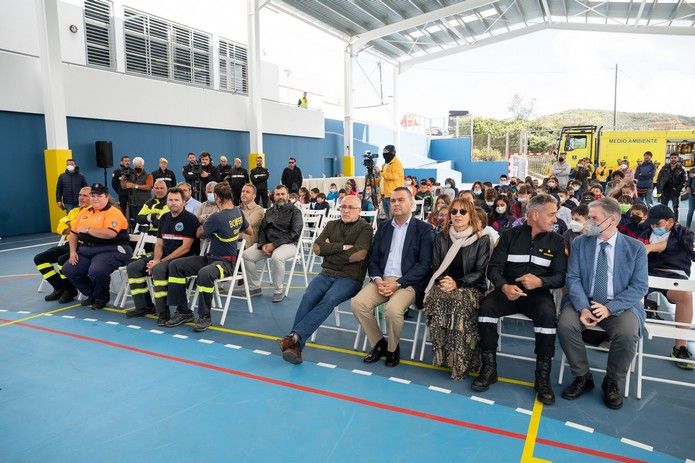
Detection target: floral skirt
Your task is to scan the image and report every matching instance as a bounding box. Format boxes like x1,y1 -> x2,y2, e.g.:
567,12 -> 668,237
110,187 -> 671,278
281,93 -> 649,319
423,286 -> 482,380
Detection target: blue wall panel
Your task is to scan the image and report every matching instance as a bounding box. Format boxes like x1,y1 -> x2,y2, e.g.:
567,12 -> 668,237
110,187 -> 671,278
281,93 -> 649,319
0,111 -> 49,237
429,137 -> 507,183
404,168 -> 438,181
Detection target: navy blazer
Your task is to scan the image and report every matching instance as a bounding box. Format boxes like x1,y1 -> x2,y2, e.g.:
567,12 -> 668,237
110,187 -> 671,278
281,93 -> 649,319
563,232 -> 648,331
368,217 -> 434,308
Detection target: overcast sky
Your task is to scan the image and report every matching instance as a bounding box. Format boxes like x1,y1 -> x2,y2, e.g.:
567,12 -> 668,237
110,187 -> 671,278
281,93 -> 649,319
259,6 -> 695,125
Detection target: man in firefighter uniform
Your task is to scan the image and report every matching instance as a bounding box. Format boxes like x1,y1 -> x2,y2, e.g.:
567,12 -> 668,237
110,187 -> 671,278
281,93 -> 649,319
225,157 -> 248,206
135,179 -> 169,234
165,183 -> 251,332
472,194 -> 567,405
124,187 -> 199,324
62,183 -> 133,310
34,186 -> 90,303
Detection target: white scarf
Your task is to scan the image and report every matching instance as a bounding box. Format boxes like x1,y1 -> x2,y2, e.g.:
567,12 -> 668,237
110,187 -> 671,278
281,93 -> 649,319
425,227 -> 481,296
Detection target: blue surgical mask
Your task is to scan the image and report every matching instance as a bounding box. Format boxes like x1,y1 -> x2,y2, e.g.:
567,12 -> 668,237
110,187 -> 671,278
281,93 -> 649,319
652,227 -> 668,236
207,193 -> 215,202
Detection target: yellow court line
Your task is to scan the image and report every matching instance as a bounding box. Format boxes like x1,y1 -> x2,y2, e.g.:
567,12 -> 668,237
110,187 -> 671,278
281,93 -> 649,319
0,304 -> 80,327
100,306 -> 533,387
520,398 -> 551,463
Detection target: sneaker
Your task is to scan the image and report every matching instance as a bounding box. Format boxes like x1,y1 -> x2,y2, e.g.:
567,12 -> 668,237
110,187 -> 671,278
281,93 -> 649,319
91,300 -> 107,310
193,316 -> 211,332
671,346 -> 694,370
157,314 -> 169,326
125,306 -> 155,318
165,311 -> 194,327
58,289 -> 78,304
233,287 -> 262,297
44,289 -> 64,302
272,291 -> 285,303
80,297 -> 95,307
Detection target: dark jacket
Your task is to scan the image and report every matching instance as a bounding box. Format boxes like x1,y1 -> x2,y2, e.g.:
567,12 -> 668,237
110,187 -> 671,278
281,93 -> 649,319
226,166 -> 249,191
314,218 -> 374,282
281,166 -> 303,193
688,167 -> 695,191
431,231 -> 491,290
368,217 -> 434,308
487,224 -> 567,291
151,168 -> 177,189
250,166 -> 270,192
635,161 -> 656,190
258,202 -> 303,248
642,223 -> 695,278
490,213 -> 515,233
56,168 -> 88,204
656,163 -> 687,196
111,164 -> 130,197
217,164 -> 232,181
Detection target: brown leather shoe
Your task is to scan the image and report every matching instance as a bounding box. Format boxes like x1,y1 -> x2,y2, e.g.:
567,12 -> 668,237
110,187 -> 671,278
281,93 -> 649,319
278,335 -> 296,352
282,345 -> 303,365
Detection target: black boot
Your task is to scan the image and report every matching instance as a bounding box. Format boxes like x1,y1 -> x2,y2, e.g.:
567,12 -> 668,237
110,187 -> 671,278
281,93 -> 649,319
471,351 -> 498,392
535,356 -> 555,405
363,338 -> 388,363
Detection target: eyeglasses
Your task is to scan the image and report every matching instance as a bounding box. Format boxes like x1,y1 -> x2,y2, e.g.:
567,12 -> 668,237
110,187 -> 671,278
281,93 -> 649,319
450,208 -> 468,216
339,205 -> 360,210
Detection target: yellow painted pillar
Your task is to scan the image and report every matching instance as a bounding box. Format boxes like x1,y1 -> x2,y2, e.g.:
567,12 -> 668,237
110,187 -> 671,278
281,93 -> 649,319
343,155 -> 355,177
44,149 -> 72,233
248,153 -> 264,170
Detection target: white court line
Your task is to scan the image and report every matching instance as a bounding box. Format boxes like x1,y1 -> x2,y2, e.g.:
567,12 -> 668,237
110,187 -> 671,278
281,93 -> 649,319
18,311 -> 30,314
317,362 -> 336,369
470,396 -> 495,405
253,349 -> 271,356
127,325 -> 141,330
428,385 -> 451,394
685,459 -> 695,463
44,313 -> 53,316
620,438 -> 653,452
0,309 -> 7,312
173,334 -> 188,339
225,344 -> 242,349
198,339 -> 214,344
565,421 -> 594,433
388,377 -> 411,385
61,315 -> 75,319
0,242 -> 58,253
515,408 -> 533,415
84,318 -> 97,322
351,369 -> 372,376
149,329 -> 164,334
106,321 -> 119,325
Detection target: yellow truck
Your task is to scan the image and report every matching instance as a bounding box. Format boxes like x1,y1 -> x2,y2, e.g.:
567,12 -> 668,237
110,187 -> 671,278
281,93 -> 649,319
558,125 -> 695,169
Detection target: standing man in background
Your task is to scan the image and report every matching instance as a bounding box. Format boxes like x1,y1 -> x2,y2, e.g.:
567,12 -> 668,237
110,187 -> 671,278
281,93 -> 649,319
656,152 -> 687,220
635,151 -> 656,207
182,152 -> 198,192
226,157 -> 248,206
250,156 -> 270,208
297,91 -> 308,108
151,157 -> 177,189
373,145 -> 404,219
120,156 -> 153,226
112,155 -> 131,213
281,157 -> 303,194
217,156 -> 232,181
56,159 -> 88,212
552,155 -> 571,189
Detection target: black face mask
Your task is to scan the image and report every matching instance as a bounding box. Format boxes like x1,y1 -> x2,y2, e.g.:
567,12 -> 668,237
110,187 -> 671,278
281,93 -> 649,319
630,215 -> 642,225
558,157 -> 565,162
383,151 -> 395,163
135,167 -> 143,173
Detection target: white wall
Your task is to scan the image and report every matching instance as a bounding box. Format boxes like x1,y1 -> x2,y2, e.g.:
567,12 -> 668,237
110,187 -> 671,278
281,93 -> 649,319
0,0 -> 39,56
0,51 -> 43,113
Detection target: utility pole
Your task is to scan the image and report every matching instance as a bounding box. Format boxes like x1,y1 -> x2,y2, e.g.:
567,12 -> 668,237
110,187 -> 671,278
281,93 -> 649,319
613,63 -> 618,130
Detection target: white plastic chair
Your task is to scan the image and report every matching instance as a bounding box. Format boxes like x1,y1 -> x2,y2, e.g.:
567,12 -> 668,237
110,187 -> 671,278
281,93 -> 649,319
113,233 -> 147,307
259,227 -> 308,297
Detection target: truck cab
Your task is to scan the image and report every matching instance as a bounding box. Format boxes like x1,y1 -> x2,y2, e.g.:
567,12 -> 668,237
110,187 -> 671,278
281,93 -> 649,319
557,125 -> 598,166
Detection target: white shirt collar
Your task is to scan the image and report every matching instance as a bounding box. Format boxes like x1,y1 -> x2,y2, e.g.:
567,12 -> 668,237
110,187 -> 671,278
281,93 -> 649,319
391,215 -> 412,229
598,230 -> 618,247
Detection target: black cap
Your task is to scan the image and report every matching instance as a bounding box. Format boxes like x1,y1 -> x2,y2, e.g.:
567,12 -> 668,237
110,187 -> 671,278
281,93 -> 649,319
90,183 -> 108,195
384,144 -> 395,154
644,204 -> 675,226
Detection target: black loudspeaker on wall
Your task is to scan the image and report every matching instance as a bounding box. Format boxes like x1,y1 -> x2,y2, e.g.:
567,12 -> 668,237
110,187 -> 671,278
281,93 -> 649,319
95,141 -> 113,169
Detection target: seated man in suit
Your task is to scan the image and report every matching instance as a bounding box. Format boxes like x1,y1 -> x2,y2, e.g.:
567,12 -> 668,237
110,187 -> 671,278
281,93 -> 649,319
351,187 -> 434,367
558,197 -> 648,409
473,194 -> 567,405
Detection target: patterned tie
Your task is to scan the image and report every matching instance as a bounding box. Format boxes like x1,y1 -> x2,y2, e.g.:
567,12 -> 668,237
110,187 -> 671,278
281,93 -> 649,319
593,241 -> 609,304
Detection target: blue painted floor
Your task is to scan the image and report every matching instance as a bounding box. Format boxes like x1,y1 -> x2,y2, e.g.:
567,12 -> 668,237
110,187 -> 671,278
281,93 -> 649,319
0,233 -> 693,463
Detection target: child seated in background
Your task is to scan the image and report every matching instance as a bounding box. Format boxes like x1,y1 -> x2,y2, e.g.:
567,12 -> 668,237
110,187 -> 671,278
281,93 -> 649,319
310,192 -> 330,216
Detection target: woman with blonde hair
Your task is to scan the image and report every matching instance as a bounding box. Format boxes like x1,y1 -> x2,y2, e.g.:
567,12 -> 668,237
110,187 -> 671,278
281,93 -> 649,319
423,198 -> 492,379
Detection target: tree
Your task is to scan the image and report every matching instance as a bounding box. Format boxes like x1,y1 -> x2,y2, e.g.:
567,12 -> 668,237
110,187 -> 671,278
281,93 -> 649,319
507,93 -> 535,121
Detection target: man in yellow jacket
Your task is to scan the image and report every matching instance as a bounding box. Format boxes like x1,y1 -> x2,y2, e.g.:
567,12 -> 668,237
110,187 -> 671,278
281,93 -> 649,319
374,144 -> 404,218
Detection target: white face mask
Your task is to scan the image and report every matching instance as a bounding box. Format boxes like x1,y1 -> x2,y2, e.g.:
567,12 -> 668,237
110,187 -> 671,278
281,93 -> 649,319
486,201 -> 494,206
496,206 -> 507,214
207,193 -> 215,202
473,189 -> 482,195
569,220 -> 584,233
66,165 -> 75,173
620,164 -> 628,170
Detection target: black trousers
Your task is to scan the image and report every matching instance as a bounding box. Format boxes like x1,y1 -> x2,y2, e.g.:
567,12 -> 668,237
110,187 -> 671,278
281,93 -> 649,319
126,257 -> 170,314
660,193 -> 680,218
167,256 -> 235,317
34,244 -> 75,293
478,289 -> 557,358
255,189 -> 269,208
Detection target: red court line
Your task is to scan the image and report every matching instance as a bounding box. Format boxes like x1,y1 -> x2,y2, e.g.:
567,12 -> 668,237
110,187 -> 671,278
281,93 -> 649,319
3,317 -> 646,463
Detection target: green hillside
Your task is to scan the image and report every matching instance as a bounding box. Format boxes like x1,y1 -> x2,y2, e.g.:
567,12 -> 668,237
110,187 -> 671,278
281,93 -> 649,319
533,109 -> 695,131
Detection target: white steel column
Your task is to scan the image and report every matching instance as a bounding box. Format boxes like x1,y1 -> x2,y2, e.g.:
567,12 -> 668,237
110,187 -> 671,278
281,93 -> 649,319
35,0 -> 69,149
343,44 -> 354,157
247,0 -> 263,154
393,63 -> 400,148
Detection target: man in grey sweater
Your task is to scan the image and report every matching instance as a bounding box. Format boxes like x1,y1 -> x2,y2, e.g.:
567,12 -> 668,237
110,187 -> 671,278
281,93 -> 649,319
279,195 -> 373,364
